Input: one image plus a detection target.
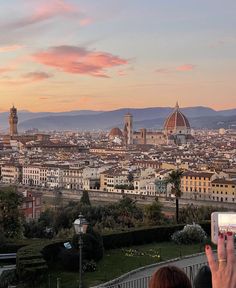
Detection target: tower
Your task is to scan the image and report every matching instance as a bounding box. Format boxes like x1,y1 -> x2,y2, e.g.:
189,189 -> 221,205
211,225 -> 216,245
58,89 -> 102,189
9,105 -> 18,136
124,113 -> 133,145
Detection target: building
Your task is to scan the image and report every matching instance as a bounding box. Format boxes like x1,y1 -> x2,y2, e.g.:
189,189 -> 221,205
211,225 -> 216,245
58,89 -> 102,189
110,103 -> 193,147
20,190 -> 42,221
211,178 -> 236,203
181,171 -> 216,200
9,105 -> 18,136
124,113 -> 133,145
62,166 -> 83,190
1,164 -> 22,184
164,102 -> 193,145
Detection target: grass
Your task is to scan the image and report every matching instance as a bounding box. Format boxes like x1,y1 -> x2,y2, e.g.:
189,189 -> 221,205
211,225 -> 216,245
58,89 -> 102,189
36,241 -> 204,288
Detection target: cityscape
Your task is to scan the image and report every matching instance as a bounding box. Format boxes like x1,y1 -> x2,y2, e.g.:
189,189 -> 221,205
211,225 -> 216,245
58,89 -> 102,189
0,1 -> 236,288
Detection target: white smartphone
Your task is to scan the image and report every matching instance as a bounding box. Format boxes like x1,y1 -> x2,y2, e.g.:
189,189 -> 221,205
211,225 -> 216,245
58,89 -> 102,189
211,212 -> 236,244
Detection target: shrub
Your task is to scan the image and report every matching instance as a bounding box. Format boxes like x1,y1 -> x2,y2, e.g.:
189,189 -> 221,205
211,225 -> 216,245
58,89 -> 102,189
0,269 -> 17,288
102,222 -> 210,249
171,224 -> 207,244
83,260 -> 96,272
72,228 -> 104,262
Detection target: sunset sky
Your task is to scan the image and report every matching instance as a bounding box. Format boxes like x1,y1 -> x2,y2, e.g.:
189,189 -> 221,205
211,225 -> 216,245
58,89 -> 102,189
0,0 -> 235,112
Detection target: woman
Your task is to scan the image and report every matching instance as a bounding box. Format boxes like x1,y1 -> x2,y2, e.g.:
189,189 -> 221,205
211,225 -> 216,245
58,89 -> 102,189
205,231 -> 236,288
149,265 -> 192,288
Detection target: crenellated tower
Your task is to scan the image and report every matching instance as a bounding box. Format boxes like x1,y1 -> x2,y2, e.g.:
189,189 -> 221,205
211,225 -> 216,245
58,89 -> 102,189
9,105 -> 18,136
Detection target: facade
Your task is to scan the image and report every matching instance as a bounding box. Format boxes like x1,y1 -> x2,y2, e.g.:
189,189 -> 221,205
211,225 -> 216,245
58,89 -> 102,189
62,166 -> 83,190
100,169 -> 130,192
181,171 -> 216,200
211,179 -> 236,203
20,190 -> 42,221
133,130 -> 166,145
1,164 -> 22,184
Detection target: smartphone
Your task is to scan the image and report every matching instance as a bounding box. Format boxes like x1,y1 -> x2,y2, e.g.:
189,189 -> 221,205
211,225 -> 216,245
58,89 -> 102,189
211,212 -> 236,244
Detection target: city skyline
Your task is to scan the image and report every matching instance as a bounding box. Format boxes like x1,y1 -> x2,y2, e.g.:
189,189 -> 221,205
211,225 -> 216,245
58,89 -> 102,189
0,0 -> 236,112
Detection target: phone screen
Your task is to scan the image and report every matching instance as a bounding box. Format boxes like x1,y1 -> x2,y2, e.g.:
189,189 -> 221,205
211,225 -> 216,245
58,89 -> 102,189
218,213 -> 236,233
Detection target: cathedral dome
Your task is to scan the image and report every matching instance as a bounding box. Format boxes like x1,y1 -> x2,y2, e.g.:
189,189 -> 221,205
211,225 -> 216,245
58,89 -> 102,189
109,127 -> 123,138
164,102 -> 190,134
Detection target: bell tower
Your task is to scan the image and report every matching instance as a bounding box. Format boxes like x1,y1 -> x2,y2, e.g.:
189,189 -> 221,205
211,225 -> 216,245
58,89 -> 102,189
124,112 -> 133,145
9,105 -> 18,136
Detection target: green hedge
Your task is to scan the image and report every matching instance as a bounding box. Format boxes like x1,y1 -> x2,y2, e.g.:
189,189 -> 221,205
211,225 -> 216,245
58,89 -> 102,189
102,222 -> 210,249
16,239 -> 64,283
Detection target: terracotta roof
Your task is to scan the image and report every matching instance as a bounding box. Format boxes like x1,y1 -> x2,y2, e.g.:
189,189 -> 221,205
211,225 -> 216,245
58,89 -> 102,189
164,104 -> 190,131
109,127 -> 123,137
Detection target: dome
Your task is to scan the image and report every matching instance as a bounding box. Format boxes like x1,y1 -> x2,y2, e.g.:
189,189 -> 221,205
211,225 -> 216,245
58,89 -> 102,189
109,127 -> 123,138
164,102 -> 190,133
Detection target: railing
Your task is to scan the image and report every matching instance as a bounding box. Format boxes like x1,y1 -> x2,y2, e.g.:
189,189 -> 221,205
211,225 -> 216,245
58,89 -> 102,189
0,253 -> 16,260
96,261 -> 208,288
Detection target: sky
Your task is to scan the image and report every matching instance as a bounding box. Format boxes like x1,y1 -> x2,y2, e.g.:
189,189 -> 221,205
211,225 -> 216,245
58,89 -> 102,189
0,0 -> 236,112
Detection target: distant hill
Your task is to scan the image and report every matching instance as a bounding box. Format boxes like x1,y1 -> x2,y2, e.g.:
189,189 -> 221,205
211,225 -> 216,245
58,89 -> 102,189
0,106 -> 235,131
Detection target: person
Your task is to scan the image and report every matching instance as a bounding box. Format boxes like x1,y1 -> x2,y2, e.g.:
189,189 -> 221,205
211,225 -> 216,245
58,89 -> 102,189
205,231 -> 236,288
193,265 -> 212,288
149,265 -> 192,288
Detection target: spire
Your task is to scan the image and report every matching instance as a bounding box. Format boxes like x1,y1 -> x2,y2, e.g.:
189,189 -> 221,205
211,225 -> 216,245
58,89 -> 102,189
175,101 -> 179,110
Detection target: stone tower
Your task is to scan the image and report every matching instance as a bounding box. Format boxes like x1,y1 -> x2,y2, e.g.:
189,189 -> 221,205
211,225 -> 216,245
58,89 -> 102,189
124,113 -> 133,145
9,105 -> 18,136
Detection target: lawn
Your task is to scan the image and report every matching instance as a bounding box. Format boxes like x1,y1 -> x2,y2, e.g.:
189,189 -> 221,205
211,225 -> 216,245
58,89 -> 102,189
38,241 -> 204,288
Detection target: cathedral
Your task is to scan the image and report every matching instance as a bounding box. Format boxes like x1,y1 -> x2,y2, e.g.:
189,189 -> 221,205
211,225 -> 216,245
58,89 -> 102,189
109,103 -> 194,146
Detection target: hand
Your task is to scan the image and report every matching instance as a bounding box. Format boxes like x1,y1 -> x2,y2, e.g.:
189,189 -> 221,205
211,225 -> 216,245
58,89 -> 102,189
205,232 -> 236,288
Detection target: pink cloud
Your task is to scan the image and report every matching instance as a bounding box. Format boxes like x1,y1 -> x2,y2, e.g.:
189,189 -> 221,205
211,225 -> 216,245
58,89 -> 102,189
10,0 -> 79,28
32,45 -> 128,77
23,72 -> 53,82
0,45 -> 24,52
0,71 -> 52,85
175,64 -> 195,72
155,64 -> 196,74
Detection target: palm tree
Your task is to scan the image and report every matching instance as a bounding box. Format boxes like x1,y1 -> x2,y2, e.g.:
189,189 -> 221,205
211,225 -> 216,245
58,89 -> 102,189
167,169 -> 184,223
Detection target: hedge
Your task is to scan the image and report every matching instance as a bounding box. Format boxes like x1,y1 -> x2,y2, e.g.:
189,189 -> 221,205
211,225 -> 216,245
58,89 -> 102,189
16,222 -> 210,282
102,222 -> 210,249
16,239 -> 65,283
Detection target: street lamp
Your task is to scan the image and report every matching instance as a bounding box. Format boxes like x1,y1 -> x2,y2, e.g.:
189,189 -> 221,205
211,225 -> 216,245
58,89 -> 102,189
73,214 -> 88,288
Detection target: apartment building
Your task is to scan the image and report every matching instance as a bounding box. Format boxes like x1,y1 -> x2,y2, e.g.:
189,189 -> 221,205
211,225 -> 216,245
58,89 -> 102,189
20,190 -> 42,221
211,178 -> 236,203
62,166 -> 83,190
1,164 -> 22,184
181,171 -> 216,200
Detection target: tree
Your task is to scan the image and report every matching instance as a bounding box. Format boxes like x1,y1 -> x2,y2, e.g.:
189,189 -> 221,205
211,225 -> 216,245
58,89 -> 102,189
80,190 -> 91,206
144,197 -> 164,225
167,169 -> 184,223
0,186 -> 23,238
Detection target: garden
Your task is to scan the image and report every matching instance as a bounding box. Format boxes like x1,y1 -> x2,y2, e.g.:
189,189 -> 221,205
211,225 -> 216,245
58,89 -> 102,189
0,187 -> 216,288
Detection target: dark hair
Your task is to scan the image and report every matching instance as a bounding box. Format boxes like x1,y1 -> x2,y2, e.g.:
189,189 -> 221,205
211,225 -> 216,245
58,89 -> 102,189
149,266 -> 192,288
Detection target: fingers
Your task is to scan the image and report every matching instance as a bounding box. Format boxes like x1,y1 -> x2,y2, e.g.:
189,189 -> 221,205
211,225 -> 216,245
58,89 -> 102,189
218,233 -> 227,269
226,232 -> 235,264
205,245 -> 217,272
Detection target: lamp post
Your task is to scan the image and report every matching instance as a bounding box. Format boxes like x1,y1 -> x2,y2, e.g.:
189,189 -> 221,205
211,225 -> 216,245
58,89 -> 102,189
73,214 -> 88,288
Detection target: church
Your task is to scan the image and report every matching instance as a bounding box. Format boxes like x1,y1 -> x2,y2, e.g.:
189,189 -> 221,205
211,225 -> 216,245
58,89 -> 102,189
109,103 -> 194,146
